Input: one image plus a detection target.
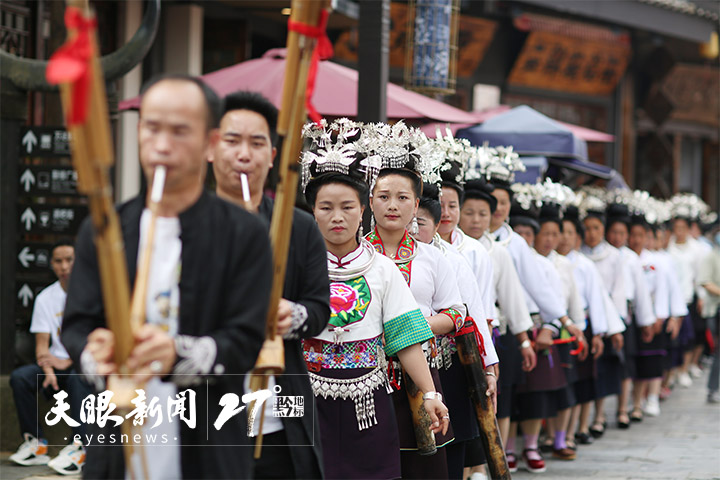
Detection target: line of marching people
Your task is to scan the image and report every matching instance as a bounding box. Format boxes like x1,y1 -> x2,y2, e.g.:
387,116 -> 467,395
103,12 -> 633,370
9,79 -> 718,480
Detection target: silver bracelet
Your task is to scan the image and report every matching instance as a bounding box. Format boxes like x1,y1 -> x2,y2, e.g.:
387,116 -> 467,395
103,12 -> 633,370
422,391 -> 443,401
519,339 -> 531,350
485,370 -> 496,378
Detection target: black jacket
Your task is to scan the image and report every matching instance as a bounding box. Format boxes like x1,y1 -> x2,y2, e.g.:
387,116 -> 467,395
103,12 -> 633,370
61,191 -> 272,479
257,196 -> 330,479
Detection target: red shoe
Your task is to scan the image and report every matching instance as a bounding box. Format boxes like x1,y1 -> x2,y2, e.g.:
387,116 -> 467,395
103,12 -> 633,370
523,448 -> 547,473
660,386 -> 671,401
507,452 -> 518,473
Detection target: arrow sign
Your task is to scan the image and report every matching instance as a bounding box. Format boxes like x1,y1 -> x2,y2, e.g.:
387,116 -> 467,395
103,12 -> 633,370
20,207 -> 36,231
18,284 -> 34,308
19,169 -> 36,193
17,247 -> 36,268
22,130 -> 38,154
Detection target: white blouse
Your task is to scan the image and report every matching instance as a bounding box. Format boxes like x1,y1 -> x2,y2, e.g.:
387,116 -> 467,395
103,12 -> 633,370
546,250 -> 586,330
638,249 -> 671,320
435,237 -> 499,366
479,233 -> 534,335
564,250 -> 611,336
581,241 -> 628,321
450,227 -> 495,324
619,246 -> 656,328
490,223 -> 567,324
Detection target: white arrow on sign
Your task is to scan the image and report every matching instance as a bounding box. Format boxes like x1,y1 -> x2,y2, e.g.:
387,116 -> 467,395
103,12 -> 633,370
22,130 -> 38,154
18,246 -> 36,268
20,207 -> 36,231
18,284 -> 34,308
20,169 -> 36,192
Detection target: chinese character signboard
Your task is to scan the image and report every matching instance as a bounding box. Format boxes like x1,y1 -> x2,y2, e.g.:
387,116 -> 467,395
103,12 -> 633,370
507,30 -> 631,96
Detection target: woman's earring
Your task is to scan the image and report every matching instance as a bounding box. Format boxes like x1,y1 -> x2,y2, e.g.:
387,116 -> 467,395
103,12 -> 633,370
357,224 -> 364,242
410,216 -> 419,235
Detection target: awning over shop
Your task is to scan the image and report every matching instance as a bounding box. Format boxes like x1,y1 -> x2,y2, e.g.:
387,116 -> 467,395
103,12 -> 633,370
520,0 -> 718,44
118,48 -> 480,123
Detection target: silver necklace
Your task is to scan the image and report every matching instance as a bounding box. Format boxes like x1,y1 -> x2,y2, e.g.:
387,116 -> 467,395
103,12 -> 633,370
328,238 -> 377,281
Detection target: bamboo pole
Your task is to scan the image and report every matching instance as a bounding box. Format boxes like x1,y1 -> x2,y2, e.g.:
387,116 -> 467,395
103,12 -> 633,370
454,325 -> 511,480
249,0 -> 330,459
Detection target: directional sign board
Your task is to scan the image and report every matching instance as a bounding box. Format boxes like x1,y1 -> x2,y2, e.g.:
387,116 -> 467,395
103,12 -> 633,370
15,278 -> 53,313
18,166 -> 78,196
16,242 -> 54,273
19,127 -> 71,157
17,205 -> 87,234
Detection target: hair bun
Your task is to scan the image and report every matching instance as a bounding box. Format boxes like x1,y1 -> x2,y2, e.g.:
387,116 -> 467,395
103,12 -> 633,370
422,182 -> 440,201
465,179 -> 495,195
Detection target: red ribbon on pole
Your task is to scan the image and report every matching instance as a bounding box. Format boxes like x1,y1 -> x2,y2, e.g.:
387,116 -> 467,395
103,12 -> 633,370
455,317 -> 487,368
46,7 -> 97,126
287,8 -> 333,125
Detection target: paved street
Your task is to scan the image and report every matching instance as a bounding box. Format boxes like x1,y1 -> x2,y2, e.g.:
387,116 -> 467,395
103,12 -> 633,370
1,369 -> 718,479
512,369 -> 720,480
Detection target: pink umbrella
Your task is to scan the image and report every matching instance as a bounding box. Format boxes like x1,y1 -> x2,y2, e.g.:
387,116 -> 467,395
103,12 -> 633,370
118,48 -> 479,123
419,105 -> 614,143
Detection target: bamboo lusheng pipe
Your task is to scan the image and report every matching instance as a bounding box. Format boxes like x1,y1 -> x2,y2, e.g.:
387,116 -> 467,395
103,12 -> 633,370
454,322 -> 511,480
403,368 -> 438,455
55,3 -> 150,478
249,0 -> 331,459
129,166 -> 166,331
57,4 -> 133,369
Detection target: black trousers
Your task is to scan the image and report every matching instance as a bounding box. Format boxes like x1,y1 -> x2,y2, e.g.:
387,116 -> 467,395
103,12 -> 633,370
253,429 -> 297,479
9,364 -> 90,441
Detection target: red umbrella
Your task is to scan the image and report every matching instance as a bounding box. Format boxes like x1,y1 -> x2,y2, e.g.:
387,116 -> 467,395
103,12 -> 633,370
118,48 -> 479,123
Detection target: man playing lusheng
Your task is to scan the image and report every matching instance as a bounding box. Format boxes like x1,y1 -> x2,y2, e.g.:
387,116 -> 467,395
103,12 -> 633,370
61,75 -> 273,479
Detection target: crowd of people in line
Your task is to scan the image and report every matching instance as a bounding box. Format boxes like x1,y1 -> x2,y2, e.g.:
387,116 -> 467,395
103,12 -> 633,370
7,75 -> 720,479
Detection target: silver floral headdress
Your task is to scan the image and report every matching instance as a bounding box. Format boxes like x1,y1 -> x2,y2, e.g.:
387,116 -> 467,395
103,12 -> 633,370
431,127 -> 473,186
574,186 -> 608,219
669,192 -> 710,221
511,182 -> 543,211
476,142 -> 525,183
301,118 -> 364,191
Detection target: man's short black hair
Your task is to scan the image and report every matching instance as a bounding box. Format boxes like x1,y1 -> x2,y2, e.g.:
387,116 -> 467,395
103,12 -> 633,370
51,238 -> 74,254
140,74 -> 222,131
223,91 -> 279,147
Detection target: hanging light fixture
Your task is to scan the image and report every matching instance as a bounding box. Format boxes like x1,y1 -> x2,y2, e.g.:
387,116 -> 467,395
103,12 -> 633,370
404,0 -> 460,95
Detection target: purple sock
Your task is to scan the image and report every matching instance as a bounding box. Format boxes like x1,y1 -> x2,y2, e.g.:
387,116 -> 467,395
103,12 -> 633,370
554,431 -> 567,450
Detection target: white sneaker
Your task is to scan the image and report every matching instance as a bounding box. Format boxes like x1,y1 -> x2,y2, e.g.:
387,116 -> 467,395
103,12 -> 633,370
689,364 -> 703,379
678,372 -> 693,388
48,440 -> 85,475
643,397 -> 661,417
9,433 -> 50,466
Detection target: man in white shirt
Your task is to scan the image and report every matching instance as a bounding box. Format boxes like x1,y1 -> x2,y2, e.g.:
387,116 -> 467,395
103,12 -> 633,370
9,241 -> 91,475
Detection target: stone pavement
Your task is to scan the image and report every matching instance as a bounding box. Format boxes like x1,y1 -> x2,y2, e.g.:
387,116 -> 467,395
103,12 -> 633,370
0,370 -> 718,479
512,369 -> 720,480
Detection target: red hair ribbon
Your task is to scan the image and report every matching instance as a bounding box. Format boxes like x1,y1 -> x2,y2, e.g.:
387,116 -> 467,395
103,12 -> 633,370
287,8 -> 333,125
46,7 -> 97,126
455,317 -> 487,369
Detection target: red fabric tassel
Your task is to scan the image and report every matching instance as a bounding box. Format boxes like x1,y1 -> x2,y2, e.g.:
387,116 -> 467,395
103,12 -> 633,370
287,8 -> 333,125
455,316 -> 487,367
46,7 -> 97,126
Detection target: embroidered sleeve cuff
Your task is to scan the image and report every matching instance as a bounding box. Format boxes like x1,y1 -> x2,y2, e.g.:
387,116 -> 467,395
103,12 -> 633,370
542,321 -> 561,337
384,309 -> 434,357
80,349 -> 105,391
171,335 -> 218,386
283,301 -> 309,340
440,308 -> 464,332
